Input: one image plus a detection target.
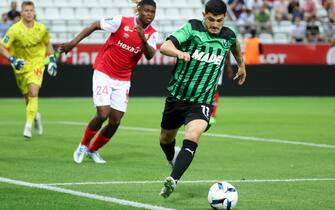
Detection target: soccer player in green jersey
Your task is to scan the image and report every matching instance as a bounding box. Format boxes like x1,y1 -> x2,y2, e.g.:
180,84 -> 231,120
158,0 -> 246,198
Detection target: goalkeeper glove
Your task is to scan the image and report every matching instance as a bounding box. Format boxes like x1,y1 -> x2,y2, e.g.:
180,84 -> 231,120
47,55 -> 57,76
9,56 -> 25,70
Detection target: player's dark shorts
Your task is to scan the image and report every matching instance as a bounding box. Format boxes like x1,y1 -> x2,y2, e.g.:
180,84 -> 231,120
161,95 -> 213,131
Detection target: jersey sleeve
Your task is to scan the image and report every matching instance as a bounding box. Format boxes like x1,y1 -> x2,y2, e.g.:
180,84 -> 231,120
147,31 -> 158,50
227,26 -> 237,46
100,16 -> 122,33
42,25 -> 51,45
0,27 -> 15,49
168,21 -> 192,48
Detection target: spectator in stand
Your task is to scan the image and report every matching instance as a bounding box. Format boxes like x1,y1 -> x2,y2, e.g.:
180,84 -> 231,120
303,0 -> 318,21
245,0 -> 263,11
265,0 -> 275,10
306,15 -> 325,43
322,0 -> 334,15
288,0 -> 302,20
323,14 -> 335,43
0,13 -> 12,38
255,4 -> 273,34
273,0 -> 289,21
288,0 -> 299,13
7,1 -> 21,22
288,0 -> 304,21
237,6 -> 255,35
290,16 -> 306,42
228,0 -> 246,18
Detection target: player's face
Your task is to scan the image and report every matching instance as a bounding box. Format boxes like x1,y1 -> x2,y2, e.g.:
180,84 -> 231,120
21,5 -> 35,22
203,12 -> 225,35
138,5 -> 156,25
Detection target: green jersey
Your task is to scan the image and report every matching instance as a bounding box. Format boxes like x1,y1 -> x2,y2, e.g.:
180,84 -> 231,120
167,19 -> 237,105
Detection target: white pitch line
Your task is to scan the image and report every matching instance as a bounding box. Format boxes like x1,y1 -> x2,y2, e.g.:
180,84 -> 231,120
44,178 -> 335,186
0,177 -> 175,210
57,121 -> 335,149
1,120 -> 335,149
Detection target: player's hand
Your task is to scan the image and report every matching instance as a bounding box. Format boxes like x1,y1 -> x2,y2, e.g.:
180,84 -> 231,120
134,25 -> 146,42
177,51 -> 190,62
233,65 -> 246,85
9,56 -> 25,70
58,42 -> 75,53
47,55 -> 57,77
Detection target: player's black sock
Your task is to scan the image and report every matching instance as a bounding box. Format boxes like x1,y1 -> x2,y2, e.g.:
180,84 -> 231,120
171,139 -> 198,181
160,139 -> 176,161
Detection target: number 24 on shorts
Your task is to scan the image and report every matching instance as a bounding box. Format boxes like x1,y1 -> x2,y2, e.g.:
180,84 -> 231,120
96,85 -> 109,95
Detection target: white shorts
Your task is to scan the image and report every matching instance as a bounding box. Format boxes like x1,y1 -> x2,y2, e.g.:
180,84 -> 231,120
92,70 -> 130,112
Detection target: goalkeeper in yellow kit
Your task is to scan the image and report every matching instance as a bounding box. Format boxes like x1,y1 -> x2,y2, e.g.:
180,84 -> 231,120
0,1 -> 57,139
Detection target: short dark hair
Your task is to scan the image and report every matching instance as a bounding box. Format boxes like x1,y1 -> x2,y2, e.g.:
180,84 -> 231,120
205,0 -> 227,15
138,0 -> 156,8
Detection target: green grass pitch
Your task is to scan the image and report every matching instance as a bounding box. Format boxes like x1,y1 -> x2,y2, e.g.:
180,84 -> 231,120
0,97 -> 334,210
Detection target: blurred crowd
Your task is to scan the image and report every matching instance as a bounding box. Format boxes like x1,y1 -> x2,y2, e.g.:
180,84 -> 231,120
0,1 -> 20,38
1,0 -> 335,45
229,0 -> 335,44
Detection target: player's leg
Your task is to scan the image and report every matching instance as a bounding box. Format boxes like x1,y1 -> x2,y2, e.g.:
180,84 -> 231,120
171,119 -> 207,181
160,128 -> 180,168
159,127 -> 180,198
87,75 -> 129,163
159,97 -> 186,198
25,90 -> 43,136
74,106 -> 110,164
81,106 -> 110,146
172,103 -> 212,180
22,67 -> 45,138
161,120 -> 208,198
210,90 -> 220,125
87,108 -> 124,163
159,96 -> 184,167
74,70 -> 111,163
23,88 -> 43,136
23,83 -> 40,138
160,102 -> 211,198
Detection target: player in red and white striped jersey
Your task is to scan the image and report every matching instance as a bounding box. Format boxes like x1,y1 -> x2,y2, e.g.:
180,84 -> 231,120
59,0 -> 158,164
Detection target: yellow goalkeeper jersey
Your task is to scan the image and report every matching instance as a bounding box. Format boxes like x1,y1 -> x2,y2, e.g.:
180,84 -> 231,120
1,20 -> 50,73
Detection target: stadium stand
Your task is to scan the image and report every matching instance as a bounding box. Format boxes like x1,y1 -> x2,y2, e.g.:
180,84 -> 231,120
0,0 -> 334,45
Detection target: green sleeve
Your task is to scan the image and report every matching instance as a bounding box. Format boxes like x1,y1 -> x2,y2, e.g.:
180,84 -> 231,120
169,21 -> 193,48
227,26 -> 237,46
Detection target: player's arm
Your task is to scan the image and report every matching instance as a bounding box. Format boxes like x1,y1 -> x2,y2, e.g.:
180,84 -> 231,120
160,21 -> 193,62
47,42 -> 55,56
0,43 -> 25,70
46,42 -> 57,76
230,39 -> 246,85
160,39 -> 190,62
135,25 -> 156,60
59,21 -> 101,53
0,44 -> 11,59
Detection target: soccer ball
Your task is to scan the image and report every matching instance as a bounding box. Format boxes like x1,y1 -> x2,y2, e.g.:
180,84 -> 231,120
207,181 -> 238,210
